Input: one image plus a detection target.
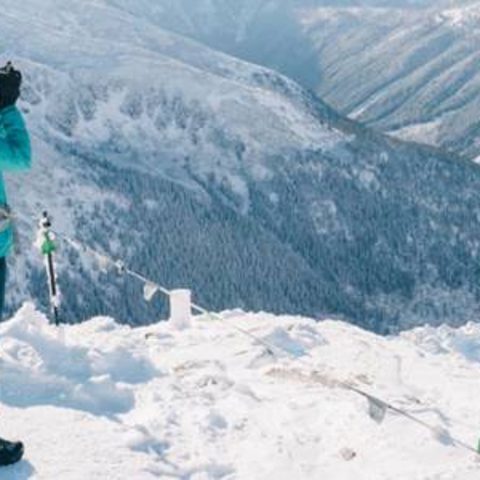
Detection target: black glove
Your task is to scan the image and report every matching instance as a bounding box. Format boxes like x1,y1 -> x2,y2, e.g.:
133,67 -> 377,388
0,62 -> 22,110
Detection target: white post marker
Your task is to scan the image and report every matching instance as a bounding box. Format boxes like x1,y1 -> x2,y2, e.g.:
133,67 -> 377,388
169,289 -> 192,330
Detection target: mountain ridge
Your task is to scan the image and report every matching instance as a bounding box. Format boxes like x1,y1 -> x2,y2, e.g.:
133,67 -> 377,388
126,0 -> 480,159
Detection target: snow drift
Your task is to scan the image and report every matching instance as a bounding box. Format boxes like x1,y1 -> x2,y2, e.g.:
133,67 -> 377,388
1,304 -> 479,479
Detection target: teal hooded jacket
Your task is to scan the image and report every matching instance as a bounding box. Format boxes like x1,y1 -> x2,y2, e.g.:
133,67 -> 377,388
0,106 -> 31,257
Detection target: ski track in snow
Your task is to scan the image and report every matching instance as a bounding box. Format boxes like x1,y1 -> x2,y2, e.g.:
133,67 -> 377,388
0,304 -> 479,479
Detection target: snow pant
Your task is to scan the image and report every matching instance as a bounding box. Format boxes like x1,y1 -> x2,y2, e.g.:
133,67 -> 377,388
0,258 -> 6,321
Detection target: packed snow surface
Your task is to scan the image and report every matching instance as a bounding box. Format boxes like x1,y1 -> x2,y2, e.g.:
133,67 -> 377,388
1,304 -> 480,479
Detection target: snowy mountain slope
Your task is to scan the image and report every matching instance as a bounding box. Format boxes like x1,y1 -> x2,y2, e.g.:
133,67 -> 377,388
124,0 -> 480,159
4,0 -> 480,332
301,2 -> 480,159
1,305 -> 480,479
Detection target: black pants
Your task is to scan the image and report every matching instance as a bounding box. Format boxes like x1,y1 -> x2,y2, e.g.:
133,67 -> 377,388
0,258 -> 6,321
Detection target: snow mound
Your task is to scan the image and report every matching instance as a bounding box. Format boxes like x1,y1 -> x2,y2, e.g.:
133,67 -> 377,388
1,306 -> 479,479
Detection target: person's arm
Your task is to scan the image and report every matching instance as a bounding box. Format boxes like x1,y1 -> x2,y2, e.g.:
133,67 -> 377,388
0,106 -> 31,171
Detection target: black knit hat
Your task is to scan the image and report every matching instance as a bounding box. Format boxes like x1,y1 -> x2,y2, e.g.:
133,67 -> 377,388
0,62 -> 22,109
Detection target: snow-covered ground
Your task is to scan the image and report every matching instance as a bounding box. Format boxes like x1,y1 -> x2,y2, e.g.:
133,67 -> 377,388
0,304 -> 479,479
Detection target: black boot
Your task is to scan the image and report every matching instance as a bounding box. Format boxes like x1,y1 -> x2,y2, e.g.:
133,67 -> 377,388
0,438 -> 24,466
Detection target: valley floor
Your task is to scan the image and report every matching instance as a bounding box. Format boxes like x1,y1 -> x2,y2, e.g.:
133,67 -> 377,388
1,304 -> 480,479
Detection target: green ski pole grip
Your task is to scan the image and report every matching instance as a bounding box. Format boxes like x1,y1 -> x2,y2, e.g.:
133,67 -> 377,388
41,232 -> 57,256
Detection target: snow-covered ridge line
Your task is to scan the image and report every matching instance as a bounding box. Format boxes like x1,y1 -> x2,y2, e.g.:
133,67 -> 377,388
1,304 -> 480,479
437,4 -> 480,28
146,0 -> 480,159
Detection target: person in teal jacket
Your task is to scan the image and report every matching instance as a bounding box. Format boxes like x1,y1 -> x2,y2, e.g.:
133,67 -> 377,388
0,62 -> 31,467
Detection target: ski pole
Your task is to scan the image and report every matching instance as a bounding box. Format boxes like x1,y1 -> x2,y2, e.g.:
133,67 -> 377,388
36,211 -> 61,325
